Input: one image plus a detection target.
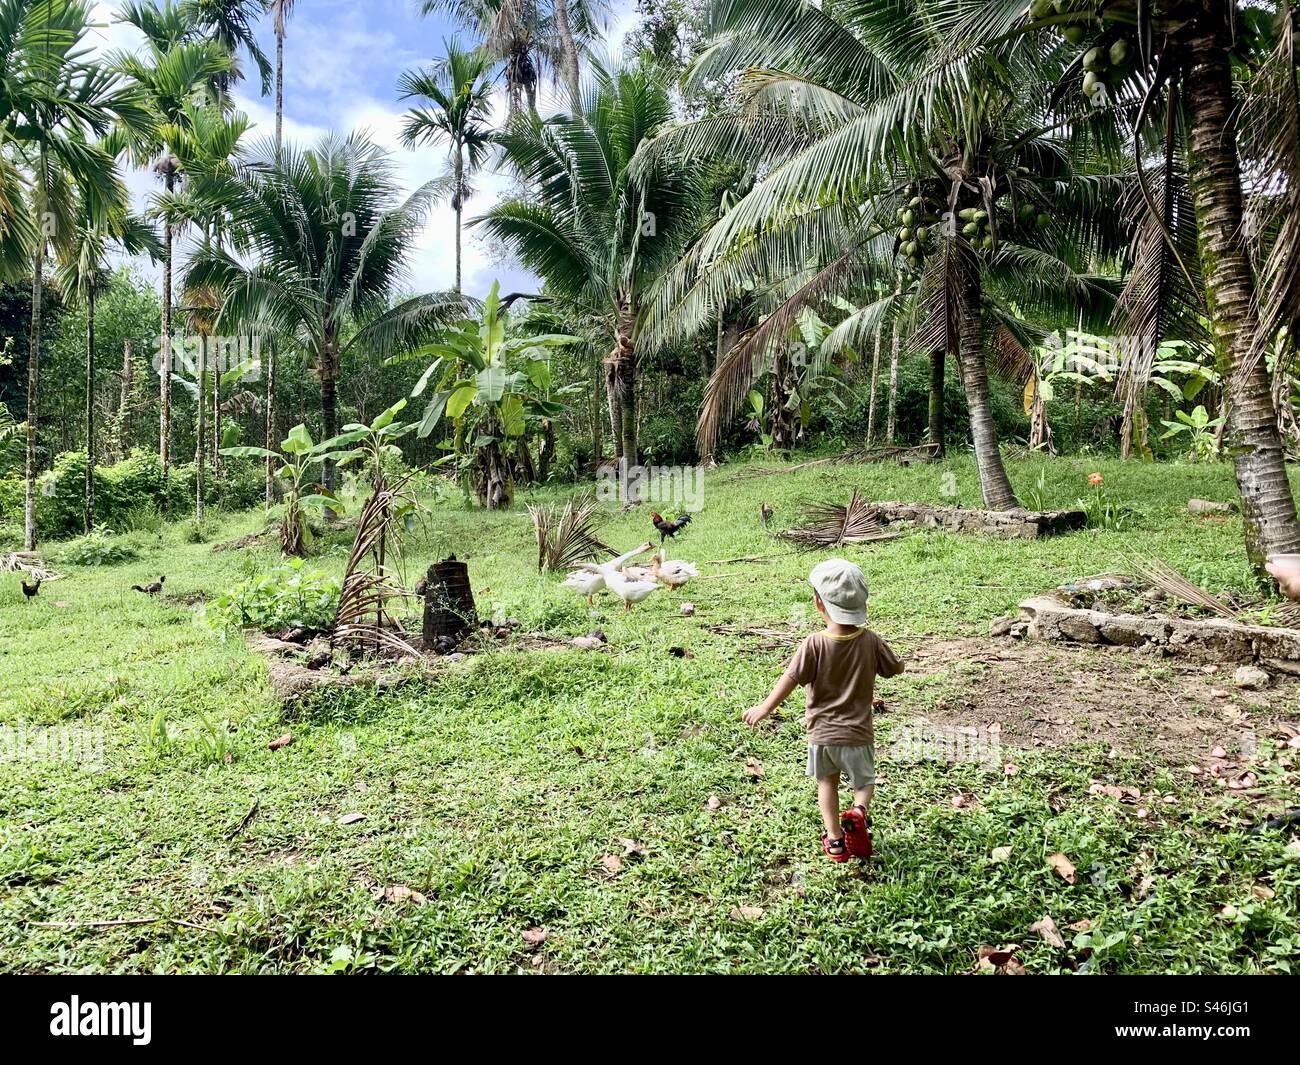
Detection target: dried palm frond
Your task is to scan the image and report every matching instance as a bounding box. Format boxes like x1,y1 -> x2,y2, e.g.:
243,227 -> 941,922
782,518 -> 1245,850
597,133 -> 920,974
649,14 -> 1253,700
1130,556 -> 1239,620
780,490 -> 902,548
331,623 -> 422,659
334,473 -> 417,651
0,553 -> 60,581
528,489 -> 614,573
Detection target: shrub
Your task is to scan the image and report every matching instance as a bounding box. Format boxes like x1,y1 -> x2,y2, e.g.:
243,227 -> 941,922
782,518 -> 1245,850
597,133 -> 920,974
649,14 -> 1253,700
60,529 -> 140,566
205,559 -> 341,634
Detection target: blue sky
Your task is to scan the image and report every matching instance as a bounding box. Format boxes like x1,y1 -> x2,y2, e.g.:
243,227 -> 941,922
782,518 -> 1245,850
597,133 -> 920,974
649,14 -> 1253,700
91,0 -> 643,298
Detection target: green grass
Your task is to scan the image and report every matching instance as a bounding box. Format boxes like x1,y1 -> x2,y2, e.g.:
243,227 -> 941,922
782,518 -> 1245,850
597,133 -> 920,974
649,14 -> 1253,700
1,453 -> 1298,973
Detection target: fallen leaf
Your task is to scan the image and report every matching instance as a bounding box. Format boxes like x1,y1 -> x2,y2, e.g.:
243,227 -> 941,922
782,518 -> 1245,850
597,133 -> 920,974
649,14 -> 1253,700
706,795 -> 723,810
730,906 -> 765,921
1136,875 -> 1155,899
1068,918 -> 1093,932
381,884 -> 426,905
619,838 -> 648,857
1047,852 -> 1077,884
338,812 -> 366,826
1003,762 -> 1019,776
1211,745 -> 1228,759
976,943 -> 1020,970
268,732 -> 293,750
744,759 -> 765,779
991,846 -> 1013,863
1030,915 -> 1065,949
1136,807 -> 1150,819
599,854 -> 623,875
863,955 -> 882,967
522,927 -> 549,948
1252,884 -> 1275,901
1003,957 -> 1028,975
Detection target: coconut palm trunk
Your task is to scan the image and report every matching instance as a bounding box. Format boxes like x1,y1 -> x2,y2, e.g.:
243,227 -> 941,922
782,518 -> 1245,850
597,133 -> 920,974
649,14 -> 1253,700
1184,23 -> 1300,569
195,334 -> 206,523
24,245 -> 42,551
319,329 -> 339,491
160,177 -> 174,510
866,317 -> 882,445
85,284 -> 95,533
612,304 -> 637,464
886,270 -> 903,445
957,267 -> 1018,509
453,150 -> 463,294
928,348 -> 945,455
553,0 -> 582,107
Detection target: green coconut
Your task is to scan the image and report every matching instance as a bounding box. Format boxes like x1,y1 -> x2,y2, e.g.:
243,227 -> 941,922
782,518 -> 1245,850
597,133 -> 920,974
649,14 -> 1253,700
1082,70 -> 1101,96
1036,212 -> 1051,228
962,222 -> 979,236
1029,0 -> 1052,18
1082,46 -> 1106,71
1062,24 -> 1086,45
1018,203 -> 1036,221
898,227 -> 912,241
903,241 -> 919,256
1109,38 -> 1129,65
915,226 -> 929,241
958,207 -> 978,221
901,209 -> 915,225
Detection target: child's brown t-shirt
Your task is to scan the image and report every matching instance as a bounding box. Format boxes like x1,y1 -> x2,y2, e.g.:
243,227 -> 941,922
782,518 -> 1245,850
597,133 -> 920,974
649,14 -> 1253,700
785,627 -> 904,746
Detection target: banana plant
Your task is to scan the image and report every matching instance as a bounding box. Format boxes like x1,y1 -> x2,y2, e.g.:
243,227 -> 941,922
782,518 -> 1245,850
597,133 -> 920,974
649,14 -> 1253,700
1160,405 -> 1225,463
220,423 -> 364,556
390,281 -> 576,508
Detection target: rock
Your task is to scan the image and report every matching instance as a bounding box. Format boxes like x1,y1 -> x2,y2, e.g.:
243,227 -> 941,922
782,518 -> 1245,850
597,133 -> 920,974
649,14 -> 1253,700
989,615 -> 1017,638
447,652 -> 465,662
1209,688 -> 1230,700
571,636 -> 604,651
1233,665 -> 1271,691
1188,499 -> 1236,515
680,602 -> 695,617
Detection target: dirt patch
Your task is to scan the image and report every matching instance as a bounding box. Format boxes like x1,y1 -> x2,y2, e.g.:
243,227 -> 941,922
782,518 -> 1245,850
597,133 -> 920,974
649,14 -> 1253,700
903,637 -> 1299,769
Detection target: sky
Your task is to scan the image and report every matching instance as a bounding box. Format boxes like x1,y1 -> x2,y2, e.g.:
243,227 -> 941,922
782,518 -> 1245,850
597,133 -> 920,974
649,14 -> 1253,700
89,0 -> 644,300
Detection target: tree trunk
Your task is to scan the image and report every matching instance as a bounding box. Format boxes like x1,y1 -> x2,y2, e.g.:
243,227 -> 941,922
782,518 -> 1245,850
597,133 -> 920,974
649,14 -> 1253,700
886,270 -> 903,445
195,335 -> 206,523
265,338 -> 277,505
160,178 -> 174,511
113,339 -> 134,463
453,150 -> 463,294
957,265 -> 1019,508
24,246 -> 42,551
320,337 -> 339,492
604,354 -> 621,460
613,304 -> 637,464
553,0 -> 582,108
928,348 -> 946,456
85,285 -> 96,533
589,344 -> 604,466
275,28 -> 284,154
1185,21 -> 1300,570
866,315 -> 882,445
212,356 -> 223,480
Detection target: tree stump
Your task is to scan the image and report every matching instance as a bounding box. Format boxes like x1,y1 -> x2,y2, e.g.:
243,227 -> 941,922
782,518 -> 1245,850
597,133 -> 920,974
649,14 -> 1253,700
422,558 -> 477,651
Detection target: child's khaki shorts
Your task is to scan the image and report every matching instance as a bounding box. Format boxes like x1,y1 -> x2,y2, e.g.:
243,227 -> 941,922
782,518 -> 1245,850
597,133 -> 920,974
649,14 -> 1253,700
806,744 -> 876,789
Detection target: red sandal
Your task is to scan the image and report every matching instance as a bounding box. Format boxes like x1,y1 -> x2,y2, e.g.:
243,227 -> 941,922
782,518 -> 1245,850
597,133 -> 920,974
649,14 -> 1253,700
840,805 -> 873,858
822,832 -> 850,862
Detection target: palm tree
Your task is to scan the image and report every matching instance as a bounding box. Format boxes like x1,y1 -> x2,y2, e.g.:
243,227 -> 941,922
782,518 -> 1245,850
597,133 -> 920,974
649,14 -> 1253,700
184,132 -> 464,492
111,0 -> 231,505
951,1 -> 1300,569
637,0 -> 1122,507
480,60 -> 704,464
54,182 -> 159,532
1,0 -> 154,549
420,0 -> 607,115
180,0 -> 273,101
398,40 -> 495,294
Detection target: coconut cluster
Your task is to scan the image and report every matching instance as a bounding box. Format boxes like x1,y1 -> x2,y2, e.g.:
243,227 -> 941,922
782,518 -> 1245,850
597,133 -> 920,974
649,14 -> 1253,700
895,188 -> 934,271
1027,0 -> 1135,105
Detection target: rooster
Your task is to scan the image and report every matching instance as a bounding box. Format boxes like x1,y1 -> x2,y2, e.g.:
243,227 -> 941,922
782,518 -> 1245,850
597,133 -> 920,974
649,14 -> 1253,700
21,577 -> 40,603
132,575 -> 166,596
650,511 -> 692,544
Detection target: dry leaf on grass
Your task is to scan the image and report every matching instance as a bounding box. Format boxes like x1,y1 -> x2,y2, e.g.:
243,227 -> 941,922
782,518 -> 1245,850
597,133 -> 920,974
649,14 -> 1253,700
522,927 -> 549,948
730,906 -> 765,922
744,759 -> 765,779
619,838 -> 648,857
1068,918 -> 1093,932
268,732 -> 293,750
380,884 -> 426,905
1030,915 -> 1065,948
991,846 -> 1013,863
1003,763 -> 1019,777
599,854 -> 624,876
706,795 -> 723,810
338,812 -> 366,826
1047,853 -> 1077,884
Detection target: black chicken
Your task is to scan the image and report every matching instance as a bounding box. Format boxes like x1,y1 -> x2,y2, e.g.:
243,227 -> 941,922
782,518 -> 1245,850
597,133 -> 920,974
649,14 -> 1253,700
21,577 -> 40,602
132,575 -> 166,596
650,511 -> 692,543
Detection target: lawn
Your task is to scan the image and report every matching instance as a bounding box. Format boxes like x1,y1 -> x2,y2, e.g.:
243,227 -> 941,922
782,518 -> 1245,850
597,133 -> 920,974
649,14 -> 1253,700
1,453 -> 1298,974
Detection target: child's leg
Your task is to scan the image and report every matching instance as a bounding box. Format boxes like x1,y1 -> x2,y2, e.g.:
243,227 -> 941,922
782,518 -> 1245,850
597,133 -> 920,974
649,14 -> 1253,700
817,773 -> 842,838
853,784 -> 874,819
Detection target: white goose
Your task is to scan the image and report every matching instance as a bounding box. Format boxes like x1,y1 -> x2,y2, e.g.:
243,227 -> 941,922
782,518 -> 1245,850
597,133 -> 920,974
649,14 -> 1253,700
562,542 -> 653,604
605,566 -> 662,610
651,549 -> 698,591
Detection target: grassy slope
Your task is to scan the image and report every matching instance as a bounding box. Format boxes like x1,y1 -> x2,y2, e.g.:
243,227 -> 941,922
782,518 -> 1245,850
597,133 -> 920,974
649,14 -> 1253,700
1,454 -> 1297,973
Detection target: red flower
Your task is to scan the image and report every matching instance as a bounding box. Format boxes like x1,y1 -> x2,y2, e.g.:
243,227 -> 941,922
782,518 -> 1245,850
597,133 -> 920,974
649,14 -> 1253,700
1088,472 -> 1104,486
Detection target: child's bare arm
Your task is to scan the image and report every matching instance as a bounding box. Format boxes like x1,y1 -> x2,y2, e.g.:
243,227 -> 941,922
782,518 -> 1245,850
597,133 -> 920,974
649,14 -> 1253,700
743,668 -> 799,727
